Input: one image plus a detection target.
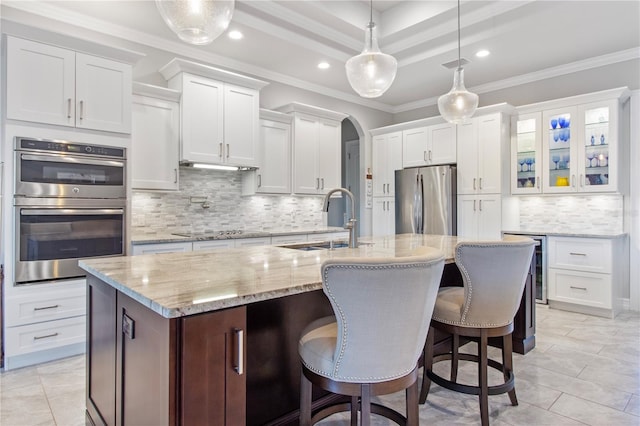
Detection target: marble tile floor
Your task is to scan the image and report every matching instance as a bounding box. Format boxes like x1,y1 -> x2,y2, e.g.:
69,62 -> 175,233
1,306 -> 638,425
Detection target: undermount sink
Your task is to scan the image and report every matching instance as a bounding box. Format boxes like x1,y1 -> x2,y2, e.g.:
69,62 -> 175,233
279,240 -> 372,251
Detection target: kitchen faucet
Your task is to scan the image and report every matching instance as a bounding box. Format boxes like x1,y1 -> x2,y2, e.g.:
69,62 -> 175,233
322,188 -> 357,249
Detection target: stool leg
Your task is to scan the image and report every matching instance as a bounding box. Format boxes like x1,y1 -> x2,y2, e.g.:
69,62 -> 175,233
300,370 -> 312,426
503,333 -> 518,406
451,333 -> 460,382
351,396 -> 358,426
361,384 -> 371,426
419,327 -> 435,404
479,329 -> 489,426
406,379 -> 419,426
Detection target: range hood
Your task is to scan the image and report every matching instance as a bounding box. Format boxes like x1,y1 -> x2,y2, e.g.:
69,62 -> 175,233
180,162 -> 257,171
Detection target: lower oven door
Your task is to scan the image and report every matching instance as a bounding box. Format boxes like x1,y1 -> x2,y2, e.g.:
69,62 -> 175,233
15,199 -> 125,284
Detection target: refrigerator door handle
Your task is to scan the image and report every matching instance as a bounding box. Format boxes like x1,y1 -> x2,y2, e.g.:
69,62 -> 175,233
417,174 -> 424,234
412,173 -> 420,233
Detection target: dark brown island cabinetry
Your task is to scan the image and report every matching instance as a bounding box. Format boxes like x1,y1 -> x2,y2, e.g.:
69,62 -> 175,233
86,276 -> 245,426
85,257 -> 535,425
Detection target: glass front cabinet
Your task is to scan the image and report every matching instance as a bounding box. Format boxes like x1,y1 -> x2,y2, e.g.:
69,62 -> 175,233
511,92 -> 625,195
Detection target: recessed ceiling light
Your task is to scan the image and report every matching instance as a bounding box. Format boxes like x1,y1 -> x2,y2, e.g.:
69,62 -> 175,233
228,30 -> 243,40
475,49 -> 490,58
317,61 -> 330,70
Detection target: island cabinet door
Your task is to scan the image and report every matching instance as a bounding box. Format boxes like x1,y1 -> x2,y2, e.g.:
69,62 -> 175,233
180,306 -> 247,425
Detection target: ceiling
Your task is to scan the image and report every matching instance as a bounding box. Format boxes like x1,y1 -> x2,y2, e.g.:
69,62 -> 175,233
2,1 -> 639,113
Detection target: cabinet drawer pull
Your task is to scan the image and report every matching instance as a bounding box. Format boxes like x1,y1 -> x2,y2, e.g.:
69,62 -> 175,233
569,286 -> 587,291
67,98 -> 72,119
34,304 -> 60,311
79,100 -> 84,120
226,143 -> 230,158
234,328 -> 244,375
33,332 -> 59,341
569,252 -> 587,256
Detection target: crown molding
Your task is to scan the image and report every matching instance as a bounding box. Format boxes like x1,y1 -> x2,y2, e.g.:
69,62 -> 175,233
133,82 -> 181,102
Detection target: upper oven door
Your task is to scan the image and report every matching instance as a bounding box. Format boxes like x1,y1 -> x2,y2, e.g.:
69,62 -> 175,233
15,150 -> 125,198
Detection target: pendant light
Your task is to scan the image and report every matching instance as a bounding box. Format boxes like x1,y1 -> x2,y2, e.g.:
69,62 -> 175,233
345,0 -> 397,98
155,0 -> 235,46
438,0 -> 479,124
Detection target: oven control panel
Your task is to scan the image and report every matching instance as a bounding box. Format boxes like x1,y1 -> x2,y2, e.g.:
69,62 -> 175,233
17,137 -> 126,159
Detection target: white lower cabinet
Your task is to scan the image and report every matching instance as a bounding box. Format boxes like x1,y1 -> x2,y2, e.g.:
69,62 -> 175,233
193,240 -> 235,251
457,194 -> 502,239
3,278 -> 86,370
131,241 -> 193,255
547,236 -> 625,318
372,197 -> 395,236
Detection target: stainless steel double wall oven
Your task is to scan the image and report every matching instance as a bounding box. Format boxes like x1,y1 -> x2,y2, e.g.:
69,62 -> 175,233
14,137 -> 126,284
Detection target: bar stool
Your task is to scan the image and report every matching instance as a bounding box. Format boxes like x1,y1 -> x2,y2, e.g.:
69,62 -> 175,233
419,235 -> 535,426
298,248 -> 445,426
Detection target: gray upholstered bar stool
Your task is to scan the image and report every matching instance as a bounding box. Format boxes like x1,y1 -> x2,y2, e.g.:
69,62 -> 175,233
298,248 -> 445,426
419,235 -> 535,426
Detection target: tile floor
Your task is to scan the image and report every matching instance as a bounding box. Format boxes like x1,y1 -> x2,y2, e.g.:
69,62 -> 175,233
1,305 -> 638,425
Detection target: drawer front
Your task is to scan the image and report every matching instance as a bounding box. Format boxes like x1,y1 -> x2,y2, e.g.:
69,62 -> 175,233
307,232 -> 349,242
548,237 -> 612,273
5,281 -> 86,326
548,268 -> 611,309
192,240 -> 235,251
271,234 -> 307,245
4,316 -> 86,357
234,237 -> 271,247
132,241 -> 193,255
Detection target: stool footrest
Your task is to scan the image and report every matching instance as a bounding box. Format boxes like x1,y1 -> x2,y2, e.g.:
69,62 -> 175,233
311,401 -> 408,425
428,353 -> 515,396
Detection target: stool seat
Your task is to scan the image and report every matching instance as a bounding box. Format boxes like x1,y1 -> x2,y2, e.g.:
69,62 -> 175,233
299,248 -> 445,426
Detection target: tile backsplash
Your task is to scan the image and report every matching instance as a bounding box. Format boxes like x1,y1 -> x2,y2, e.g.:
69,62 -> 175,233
131,168 -> 325,235
517,194 -> 624,234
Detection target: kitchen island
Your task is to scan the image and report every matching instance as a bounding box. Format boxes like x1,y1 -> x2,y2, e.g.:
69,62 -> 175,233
80,234 -> 535,425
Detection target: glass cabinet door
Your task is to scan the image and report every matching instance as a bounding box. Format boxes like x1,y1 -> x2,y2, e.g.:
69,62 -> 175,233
542,107 -> 577,193
578,100 -> 617,192
511,113 -> 541,194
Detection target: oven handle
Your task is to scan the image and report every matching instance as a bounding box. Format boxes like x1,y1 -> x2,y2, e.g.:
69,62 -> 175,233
20,153 -> 125,168
21,209 -> 124,216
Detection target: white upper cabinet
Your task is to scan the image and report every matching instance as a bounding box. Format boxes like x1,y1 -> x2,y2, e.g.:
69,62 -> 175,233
161,58 -> 268,168
402,123 -> 456,168
243,109 -> 292,195
457,112 -> 508,195
513,88 -> 629,195
277,103 -> 347,195
372,131 -> 402,197
6,36 -> 135,133
131,83 -> 181,191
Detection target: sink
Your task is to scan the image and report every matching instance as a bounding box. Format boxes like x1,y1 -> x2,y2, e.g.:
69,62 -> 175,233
279,240 -> 372,251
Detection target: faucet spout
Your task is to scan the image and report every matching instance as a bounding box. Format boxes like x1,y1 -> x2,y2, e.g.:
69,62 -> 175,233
322,188 -> 358,249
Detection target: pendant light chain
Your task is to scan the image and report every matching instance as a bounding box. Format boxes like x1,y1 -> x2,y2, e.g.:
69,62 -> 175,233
457,0 -> 461,69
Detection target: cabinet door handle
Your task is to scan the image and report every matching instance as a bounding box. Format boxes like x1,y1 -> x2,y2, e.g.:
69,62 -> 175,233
34,332 -> 59,340
570,286 -> 587,291
67,98 -> 72,119
316,178 -> 320,190
473,178 -> 476,190
219,143 -> 223,158
569,252 -> 587,256
429,150 -> 432,161
79,100 -> 84,120
571,174 -> 575,188
257,174 -> 262,188
34,304 -> 60,311
479,199 -> 483,211
226,143 -> 230,159
321,178 -> 324,190
479,177 -> 483,190
234,328 -> 244,375
382,183 -> 386,194
473,200 -> 477,211
536,177 -> 540,189
423,151 -> 427,162
174,168 -> 178,184
580,174 -> 584,187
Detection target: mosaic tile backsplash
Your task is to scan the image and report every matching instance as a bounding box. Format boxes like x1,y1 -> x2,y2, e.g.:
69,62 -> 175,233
517,194 -> 624,234
131,168 -> 325,235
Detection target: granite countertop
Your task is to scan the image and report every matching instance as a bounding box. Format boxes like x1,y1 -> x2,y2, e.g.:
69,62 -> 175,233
131,226 -> 348,244
81,234 -> 471,319
502,229 -> 627,239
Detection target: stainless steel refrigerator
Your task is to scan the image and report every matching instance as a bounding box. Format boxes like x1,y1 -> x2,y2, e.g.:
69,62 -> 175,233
395,165 -> 457,235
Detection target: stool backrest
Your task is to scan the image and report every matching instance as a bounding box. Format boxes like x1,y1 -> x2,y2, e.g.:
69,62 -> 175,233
320,247 -> 444,383
454,235 -> 535,327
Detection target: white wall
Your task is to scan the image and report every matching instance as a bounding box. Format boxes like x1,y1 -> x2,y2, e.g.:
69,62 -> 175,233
630,90 -> 639,311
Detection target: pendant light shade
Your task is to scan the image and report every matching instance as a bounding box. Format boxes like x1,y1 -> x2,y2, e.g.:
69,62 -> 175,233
155,0 -> 235,46
345,2 -> 397,98
438,0 -> 478,123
